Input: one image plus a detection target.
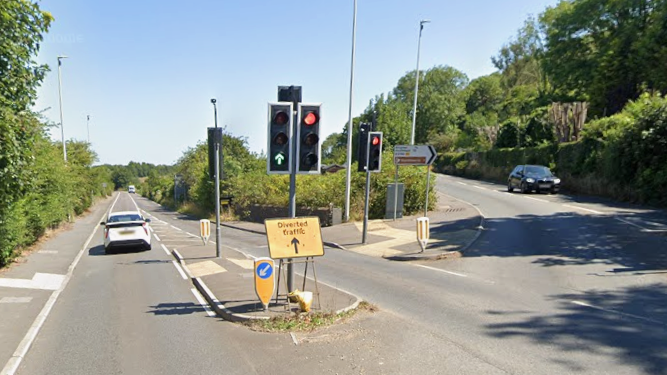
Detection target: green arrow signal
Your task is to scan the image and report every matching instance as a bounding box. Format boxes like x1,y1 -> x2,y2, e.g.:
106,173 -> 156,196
274,153 -> 285,165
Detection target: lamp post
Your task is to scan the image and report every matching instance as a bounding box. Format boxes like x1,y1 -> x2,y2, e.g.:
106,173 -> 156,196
410,20 -> 430,146
211,98 -> 221,258
57,55 -> 69,161
86,115 -> 90,144
344,0 -> 358,223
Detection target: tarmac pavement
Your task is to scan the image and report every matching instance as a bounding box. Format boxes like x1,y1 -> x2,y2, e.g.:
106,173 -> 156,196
155,191 -> 484,321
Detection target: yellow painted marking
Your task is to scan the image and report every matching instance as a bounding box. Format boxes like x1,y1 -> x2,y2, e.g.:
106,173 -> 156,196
187,261 -> 226,278
228,258 -> 254,270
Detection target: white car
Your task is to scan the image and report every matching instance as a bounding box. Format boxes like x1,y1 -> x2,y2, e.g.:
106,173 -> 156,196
128,185 -> 136,193
100,211 -> 152,254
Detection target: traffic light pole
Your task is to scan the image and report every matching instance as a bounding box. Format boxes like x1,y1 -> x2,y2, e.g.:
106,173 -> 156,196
362,135 -> 371,244
287,107 -> 297,292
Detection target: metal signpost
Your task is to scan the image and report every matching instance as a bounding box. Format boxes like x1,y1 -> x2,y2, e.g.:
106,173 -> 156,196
254,258 -> 276,311
393,145 -> 437,218
199,219 -> 211,245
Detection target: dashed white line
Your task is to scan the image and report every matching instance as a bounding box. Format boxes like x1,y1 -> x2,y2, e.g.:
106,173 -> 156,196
571,300 -> 666,326
153,233 -> 161,242
564,204 -> 603,214
457,182 -> 468,186
524,196 -> 548,203
473,185 -> 487,190
615,217 -> 648,230
161,244 -> 170,255
191,288 -> 216,317
416,264 -> 468,277
172,261 -> 188,280
171,225 -> 182,231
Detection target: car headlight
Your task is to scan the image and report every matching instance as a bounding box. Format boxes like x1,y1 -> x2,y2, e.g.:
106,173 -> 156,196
526,178 -> 535,183
554,179 -> 561,184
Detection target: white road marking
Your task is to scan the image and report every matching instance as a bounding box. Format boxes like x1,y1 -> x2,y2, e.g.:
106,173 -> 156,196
186,232 -> 199,238
37,250 -> 58,255
171,225 -> 182,231
191,288 -> 216,317
0,297 -> 33,304
457,182 -> 468,186
2,201 -> 107,375
473,185 -> 487,190
615,217 -> 649,230
0,273 -> 66,291
161,244 -> 170,255
571,300 -> 666,326
563,204 -> 603,214
153,233 -> 161,242
524,196 -> 548,203
290,332 -> 299,345
128,193 -> 140,211
172,261 -> 188,280
416,265 -> 468,277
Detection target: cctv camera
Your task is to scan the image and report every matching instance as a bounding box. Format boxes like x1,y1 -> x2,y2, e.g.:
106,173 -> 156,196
210,98 -> 217,104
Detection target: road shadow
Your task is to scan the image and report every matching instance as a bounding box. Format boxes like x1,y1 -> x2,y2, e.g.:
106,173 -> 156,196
466,211 -> 667,273
146,302 -> 210,316
88,245 -> 150,256
485,283 -> 667,374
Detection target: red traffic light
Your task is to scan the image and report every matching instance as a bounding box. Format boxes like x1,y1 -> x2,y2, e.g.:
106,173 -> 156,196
303,112 -> 318,126
371,136 -> 381,146
274,111 -> 289,125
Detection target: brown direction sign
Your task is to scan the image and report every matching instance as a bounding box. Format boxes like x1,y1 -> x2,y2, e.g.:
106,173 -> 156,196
393,145 -> 437,166
264,217 -> 324,259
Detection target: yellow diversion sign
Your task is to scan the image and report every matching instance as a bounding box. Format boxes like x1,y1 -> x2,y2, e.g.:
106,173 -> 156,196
264,217 -> 324,259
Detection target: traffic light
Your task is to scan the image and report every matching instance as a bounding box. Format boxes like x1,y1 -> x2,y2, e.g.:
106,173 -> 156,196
296,103 -> 322,174
367,131 -> 383,172
267,102 -> 293,174
357,123 -> 371,172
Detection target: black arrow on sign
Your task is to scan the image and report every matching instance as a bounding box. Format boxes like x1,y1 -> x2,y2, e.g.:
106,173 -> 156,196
427,145 -> 438,165
291,238 -> 300,254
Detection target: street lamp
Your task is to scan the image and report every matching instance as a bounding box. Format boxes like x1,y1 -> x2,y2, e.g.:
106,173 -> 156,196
344,0 -> 358,223
57,55 -> 68,161
211,98 -> 221,258
86,115 -> 90,144
410,20 -> 430,145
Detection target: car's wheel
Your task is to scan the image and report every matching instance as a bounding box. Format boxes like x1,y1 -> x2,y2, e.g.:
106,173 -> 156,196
520,182 -> 528,194
550,187 -> 558,194
507,181 -> 514,192
104,246 -> 113,255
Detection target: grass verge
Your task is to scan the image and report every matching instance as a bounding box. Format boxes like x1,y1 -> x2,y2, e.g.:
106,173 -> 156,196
243,301 -> 378,333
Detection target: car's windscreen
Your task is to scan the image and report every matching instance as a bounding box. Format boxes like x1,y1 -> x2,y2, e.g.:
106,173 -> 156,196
525,166 -> 552,177
108,214 -> 143,223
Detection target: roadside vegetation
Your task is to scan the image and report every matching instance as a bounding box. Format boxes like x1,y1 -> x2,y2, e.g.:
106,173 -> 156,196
243,302 -> 378,333
0,1 -> 115,267
426,0 -> 667,206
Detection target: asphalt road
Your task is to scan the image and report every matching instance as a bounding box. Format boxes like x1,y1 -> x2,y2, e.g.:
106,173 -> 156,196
4,176 -> 667,374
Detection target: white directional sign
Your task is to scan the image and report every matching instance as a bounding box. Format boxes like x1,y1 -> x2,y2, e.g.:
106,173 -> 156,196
394,145 -> 437,166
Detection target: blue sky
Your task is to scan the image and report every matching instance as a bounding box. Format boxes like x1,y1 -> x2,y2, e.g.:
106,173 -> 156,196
33,0 -> 558,166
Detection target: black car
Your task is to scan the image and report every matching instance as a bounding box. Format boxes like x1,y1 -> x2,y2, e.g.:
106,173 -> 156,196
507,164 -> 561,194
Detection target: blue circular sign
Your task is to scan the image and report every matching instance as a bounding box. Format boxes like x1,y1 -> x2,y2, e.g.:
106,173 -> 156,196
256,262 -> 273,279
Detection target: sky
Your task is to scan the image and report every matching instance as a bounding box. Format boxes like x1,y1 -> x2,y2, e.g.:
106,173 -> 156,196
33,0 -> 559,166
